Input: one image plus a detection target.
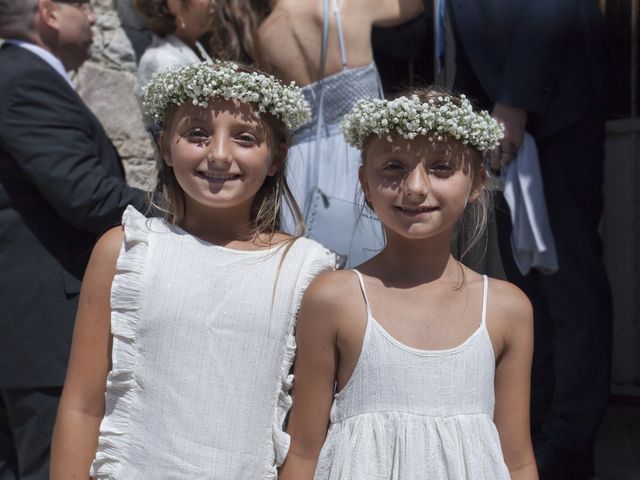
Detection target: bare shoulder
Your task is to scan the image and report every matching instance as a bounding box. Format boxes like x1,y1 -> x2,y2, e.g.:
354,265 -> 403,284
94,226 -> 124,259
302,270 -> 362,311
86,226 -> 124,275
488,278 -> 532,319
486,277 -> 533,341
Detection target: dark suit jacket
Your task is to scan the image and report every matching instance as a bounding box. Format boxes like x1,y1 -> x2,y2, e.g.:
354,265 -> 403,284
449,0 -> 611,138
0,43 -> 147,388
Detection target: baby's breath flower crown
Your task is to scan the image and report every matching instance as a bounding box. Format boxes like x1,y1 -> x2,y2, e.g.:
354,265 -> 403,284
142,61 -> 311,131
341,94 -> 504,151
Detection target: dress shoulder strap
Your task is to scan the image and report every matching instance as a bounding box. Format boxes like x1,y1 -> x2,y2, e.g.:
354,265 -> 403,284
481,274 -> 489,328
320,0 -> 348,71
331,0 -> 348,68
352,270 -> 373,319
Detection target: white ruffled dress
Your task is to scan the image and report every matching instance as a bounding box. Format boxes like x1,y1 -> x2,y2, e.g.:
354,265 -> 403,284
90,206 -> 335,479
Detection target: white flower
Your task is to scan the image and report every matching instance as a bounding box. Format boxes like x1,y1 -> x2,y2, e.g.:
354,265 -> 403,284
341,95 -> 503,152
142,61 -> 311,131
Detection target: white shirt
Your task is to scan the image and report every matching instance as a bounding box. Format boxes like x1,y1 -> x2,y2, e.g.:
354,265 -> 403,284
136,34 -> 212,95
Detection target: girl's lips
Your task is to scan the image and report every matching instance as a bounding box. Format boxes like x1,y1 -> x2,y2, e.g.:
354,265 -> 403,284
196,171 -> 242,182
395,205 -> 439,216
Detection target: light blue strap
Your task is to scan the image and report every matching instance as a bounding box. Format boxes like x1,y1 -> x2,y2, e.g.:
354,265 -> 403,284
331,0 -> 348,68
307,0 -> 331,200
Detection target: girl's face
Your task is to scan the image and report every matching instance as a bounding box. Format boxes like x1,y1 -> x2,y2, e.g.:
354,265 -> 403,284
163,100 -> 279,217
360,135 -> 481,241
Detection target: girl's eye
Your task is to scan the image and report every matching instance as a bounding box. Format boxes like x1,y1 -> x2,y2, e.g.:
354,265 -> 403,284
186,129 -> 209,142
430,163 -> 455,176
382,161 -> 405,172
236,133 -> 257,144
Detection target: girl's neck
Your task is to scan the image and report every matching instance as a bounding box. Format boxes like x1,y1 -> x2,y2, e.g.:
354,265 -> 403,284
180,201 -> 257,246
374,230 -> 460,286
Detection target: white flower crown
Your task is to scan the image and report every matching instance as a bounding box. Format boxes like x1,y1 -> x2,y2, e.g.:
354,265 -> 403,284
142,61 -> 311,131
341,94 -> 504,151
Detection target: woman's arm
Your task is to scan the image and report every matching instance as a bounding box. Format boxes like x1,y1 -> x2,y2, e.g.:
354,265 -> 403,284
492,281 -> 539,480
50,226 -> 124,480
279,273 -> 344,480
372,0 -> 425,28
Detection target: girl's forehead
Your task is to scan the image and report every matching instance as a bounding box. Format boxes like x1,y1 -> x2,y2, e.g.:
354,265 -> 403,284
175,99 -> 262,125
368,135 -> 470,156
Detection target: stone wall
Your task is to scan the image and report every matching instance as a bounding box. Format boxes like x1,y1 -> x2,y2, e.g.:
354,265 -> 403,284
75,0 -> 155,189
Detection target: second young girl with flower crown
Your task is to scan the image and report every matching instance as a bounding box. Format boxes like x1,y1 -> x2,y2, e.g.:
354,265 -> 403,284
50,61 -> 335,479
280,88 -> 538,479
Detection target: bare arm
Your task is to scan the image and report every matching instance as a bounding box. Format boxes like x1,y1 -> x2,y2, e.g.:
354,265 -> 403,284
279,274 -> 342,479
492,281 -> 538,480
372,0 -> 425,27
50,227 -> 124,480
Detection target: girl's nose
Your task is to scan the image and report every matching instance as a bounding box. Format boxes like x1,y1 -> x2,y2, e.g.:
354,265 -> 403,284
403,165 -> 430,197
208,136 -> 231,165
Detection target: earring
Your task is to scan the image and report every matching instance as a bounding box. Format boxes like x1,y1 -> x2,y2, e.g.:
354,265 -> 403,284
178,15 -> 186,29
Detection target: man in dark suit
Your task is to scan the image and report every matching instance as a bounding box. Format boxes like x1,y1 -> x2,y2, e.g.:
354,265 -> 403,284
0,1 -> 148,477
449,1 -> 612,478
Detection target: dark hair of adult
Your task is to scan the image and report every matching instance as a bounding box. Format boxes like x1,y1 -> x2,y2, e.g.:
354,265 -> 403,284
133,0 -> 190,37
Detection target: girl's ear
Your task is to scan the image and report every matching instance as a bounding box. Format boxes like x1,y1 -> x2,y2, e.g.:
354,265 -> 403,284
160,132 -> 172,167
268,143 -> 287,177
467,165 -> 486,203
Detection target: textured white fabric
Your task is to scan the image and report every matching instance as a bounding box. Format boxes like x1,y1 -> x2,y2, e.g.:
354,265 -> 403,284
503,132 -> 558,275
135,34 -> 212,95
314,272 -> 511,480
90,206 -> 335,479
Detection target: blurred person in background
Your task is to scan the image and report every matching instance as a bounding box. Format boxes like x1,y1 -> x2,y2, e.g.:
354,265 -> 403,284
134,0 -> 216,93
0,1 -> 148,478
448,1 -> 613,478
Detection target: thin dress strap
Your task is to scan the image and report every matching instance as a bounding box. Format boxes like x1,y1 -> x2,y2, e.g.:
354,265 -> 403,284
352,270 -> 373,319
481,275 -> 488,328
331,0 -> 348,68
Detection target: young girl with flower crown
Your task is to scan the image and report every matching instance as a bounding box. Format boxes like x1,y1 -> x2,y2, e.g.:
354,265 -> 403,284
279,88 -> 538,480
50,61 -> 335,479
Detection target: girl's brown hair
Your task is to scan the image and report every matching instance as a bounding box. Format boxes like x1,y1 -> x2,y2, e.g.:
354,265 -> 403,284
150,63 -> 304,239
361,86 -> 492,261
133,0 -> 189,36
208,0 -> 270,64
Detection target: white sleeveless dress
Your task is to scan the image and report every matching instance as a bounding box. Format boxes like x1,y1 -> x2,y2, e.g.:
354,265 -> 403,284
313,271 -> 511,479
90,206 -> 335,479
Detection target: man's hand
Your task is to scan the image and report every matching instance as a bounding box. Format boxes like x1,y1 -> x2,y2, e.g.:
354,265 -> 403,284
490,102 -> 528,172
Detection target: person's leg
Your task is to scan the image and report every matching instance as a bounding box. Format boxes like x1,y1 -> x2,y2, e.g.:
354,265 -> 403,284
2,387 -> 63,480
0,391 -> 18,480
534,111 -> 612,477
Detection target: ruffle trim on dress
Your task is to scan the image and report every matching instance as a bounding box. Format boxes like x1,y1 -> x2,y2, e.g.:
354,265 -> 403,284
267,240 -> 336,479
90,206 -> 149,479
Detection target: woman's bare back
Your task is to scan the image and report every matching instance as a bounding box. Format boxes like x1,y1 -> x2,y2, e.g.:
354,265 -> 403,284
258,0 -> 423,86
